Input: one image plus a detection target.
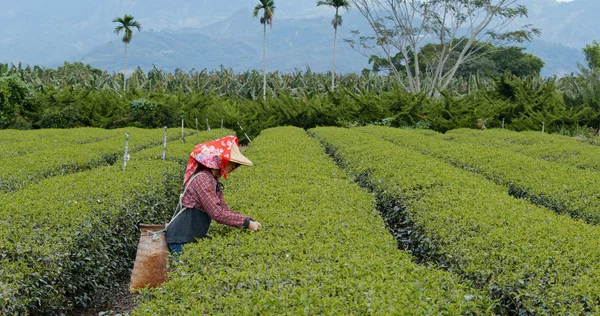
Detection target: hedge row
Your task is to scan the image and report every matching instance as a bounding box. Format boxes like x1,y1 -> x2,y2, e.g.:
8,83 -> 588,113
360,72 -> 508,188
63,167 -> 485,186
0,127 -> 195,192
0,159 -> 182,315
310,127 -> 600,314
442,128 -> 600,171
0,127 -> 112,142
133,127 -> 492,315
0,127 -> 119,159
359,126 -> 600,225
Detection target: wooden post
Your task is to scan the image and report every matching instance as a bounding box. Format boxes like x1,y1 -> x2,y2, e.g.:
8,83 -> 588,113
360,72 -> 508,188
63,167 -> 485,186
221,118 -> 224,129
206,117 -> 211,131
161,126 -> 167,160
195,115 -> 198,138
502,118 -> 505,130
123,133 -> 131,170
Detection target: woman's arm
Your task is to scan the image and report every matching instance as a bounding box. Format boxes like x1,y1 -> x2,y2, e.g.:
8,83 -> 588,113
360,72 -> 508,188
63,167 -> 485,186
217,191 -> 260,230
189,174 -> 250,228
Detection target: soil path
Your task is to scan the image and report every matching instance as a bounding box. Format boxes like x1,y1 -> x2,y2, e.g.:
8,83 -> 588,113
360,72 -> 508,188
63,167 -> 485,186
69,280 -> 138,316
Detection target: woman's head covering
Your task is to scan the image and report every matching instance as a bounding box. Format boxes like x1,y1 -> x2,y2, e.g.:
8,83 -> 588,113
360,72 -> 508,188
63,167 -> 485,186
184,135 -> 253,184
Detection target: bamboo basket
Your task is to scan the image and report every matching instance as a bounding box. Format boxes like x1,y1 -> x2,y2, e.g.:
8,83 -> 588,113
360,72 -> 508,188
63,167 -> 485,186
129,224 -> 170,293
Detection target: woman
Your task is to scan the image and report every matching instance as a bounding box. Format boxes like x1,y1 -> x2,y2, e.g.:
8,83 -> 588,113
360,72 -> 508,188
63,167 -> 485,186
166,136 -> 261,254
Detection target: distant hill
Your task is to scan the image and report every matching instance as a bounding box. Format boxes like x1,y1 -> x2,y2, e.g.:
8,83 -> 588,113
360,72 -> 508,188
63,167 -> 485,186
77,9 -> 372,74
525,40 -> 584,77
0,0 -> 330,66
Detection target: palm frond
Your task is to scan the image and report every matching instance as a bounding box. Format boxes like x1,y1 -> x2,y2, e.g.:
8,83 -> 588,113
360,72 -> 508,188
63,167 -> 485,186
254,0 -> 276,28
253,5 -> 262,17
112,14 -> 141,41
131,21 -> 142,31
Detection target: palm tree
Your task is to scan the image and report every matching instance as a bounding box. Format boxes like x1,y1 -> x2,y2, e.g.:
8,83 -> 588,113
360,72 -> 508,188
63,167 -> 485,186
113,14 -> 141,91
253,0 -> 276,100
317,0 -> 349,90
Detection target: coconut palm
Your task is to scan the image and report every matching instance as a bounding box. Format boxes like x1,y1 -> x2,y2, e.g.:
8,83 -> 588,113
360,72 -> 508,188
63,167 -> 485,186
253,0 -> 276,100
317,0 -> 349,90
113,14 -> 141,91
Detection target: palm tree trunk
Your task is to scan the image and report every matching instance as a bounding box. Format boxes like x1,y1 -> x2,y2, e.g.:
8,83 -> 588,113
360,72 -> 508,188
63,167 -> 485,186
123,43 -> 128,91
332,26 -> 338,91
263,22 -> 267,101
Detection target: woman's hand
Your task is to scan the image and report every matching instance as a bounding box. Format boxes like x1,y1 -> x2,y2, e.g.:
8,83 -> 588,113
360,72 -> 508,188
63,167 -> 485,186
248,221 -> 262,232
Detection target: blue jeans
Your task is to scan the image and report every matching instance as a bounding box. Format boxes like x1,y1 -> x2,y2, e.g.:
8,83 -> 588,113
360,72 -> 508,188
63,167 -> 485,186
168,242 -> 185,254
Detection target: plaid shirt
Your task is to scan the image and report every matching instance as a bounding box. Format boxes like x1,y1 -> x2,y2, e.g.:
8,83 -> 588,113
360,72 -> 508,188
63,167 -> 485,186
182,169 -> 248,228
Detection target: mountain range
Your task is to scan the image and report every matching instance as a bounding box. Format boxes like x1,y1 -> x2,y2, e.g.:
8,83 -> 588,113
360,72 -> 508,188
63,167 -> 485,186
1,0 -> 598,77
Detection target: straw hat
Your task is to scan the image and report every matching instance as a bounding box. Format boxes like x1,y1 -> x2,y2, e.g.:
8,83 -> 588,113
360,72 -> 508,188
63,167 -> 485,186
229,143 -> 253,166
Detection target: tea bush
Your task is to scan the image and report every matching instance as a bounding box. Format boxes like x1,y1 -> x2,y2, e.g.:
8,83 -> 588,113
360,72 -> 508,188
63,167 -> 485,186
0,127 -> 194,192
0,160 -> 181,314
360,126 -> 600,225
0,127 -> 117,159
134,127 -> 492,315
311,127 -> 600,314
443,128 -> 600,171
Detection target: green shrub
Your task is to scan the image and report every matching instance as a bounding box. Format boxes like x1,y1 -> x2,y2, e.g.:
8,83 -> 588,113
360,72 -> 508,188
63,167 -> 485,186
444,128 -> 600,171
361,126 -> 600,225
0,127 -> 194,192
311,126 -> 600,314
38,105 -> 85,128
134,127 -> 492,315
130,98 -> 178,128
0,160 -> 181,314
0,127 -> 116,159
0,76 -> 29,128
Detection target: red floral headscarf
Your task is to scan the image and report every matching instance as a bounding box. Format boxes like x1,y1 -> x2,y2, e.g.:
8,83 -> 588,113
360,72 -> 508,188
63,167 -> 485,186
184,136 -> 239,185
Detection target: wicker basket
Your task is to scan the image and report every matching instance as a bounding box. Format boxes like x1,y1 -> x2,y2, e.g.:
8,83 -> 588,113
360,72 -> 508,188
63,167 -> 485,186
129,224 -> 170,293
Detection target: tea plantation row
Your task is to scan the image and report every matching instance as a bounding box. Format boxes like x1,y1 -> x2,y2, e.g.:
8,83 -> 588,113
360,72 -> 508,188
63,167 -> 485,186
311,127 -> 600,314
443,128 -> 600,171
5,125 -> 598,314
134,127 -> 492,315
0,127 -> 196,193
359,126 -> 600,225
0,129 -> 231,315
0,127 -> 118,158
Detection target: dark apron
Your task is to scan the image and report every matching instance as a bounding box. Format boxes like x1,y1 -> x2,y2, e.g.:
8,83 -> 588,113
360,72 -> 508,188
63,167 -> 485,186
166,206 -> 212,244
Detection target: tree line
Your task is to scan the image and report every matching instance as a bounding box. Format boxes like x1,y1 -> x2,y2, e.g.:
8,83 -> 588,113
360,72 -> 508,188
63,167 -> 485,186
1,44 -> 600,140
2,0 -> 600,138
112,0 -> 349,101
111,1 -> 540,98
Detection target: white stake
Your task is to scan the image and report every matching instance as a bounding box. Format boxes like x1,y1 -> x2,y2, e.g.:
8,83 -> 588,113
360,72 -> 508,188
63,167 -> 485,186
181,115 -> 185,144
542,122 -> 545,135
206,117 -> 211,131
237,122 -> 252,142
123,133 -> 131,170
195,115 -> 198,138
502,118 -> 505,130
162,126 -> 167,160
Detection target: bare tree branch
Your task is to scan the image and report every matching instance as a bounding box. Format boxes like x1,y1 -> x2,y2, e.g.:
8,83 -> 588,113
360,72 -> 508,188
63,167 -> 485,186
348,0 -> 538,95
